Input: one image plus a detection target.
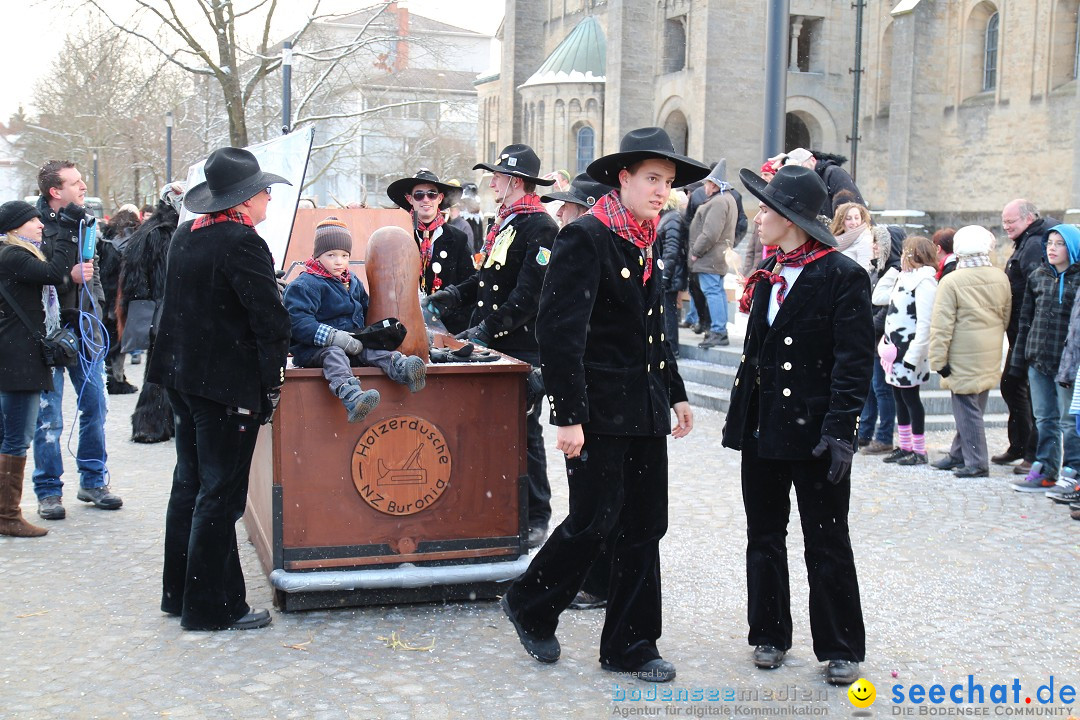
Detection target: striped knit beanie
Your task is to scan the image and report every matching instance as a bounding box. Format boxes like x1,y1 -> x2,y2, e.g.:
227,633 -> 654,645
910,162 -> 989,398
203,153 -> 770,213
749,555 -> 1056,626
313,216 -> 352,256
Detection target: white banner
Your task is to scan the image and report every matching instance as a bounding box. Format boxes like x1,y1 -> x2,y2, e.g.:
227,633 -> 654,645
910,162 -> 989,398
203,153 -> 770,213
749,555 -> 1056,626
180,128 -> 314,270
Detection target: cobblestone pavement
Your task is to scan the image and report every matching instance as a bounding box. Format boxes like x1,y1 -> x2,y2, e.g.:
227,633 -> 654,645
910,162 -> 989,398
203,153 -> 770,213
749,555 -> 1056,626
2,357 -> 1078,720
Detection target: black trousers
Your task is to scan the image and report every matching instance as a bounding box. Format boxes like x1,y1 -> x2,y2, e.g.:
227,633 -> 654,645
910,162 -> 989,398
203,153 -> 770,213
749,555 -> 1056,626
162,389 -> 260,630
740,434 -> 865,662
1000,341 -> 1036,460
688,273 -> 710,329
505,434 -> 668,667
509,350 -> 551,529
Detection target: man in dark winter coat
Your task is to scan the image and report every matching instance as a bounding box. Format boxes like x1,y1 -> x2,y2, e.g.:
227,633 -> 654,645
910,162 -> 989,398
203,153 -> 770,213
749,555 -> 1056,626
996,199 -> 1059,472
787,148 -> 865,218
121,184 -> 183,443
386,169 -> 474,334
32,160 -> 123,521
148,147 -> 291,632
725,163 -> 872,686
425,144 -> 559,548
500,127 -> 704,683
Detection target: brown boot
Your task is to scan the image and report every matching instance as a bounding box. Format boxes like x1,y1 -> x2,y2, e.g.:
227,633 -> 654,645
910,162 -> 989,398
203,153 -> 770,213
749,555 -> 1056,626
0,454 -> 48,537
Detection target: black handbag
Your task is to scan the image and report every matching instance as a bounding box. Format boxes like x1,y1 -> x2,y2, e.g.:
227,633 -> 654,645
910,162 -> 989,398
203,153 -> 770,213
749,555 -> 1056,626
0,281 -> 79,367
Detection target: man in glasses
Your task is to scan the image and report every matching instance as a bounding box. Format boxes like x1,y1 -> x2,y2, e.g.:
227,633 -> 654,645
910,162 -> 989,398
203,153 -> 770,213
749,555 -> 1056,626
425,144 -> 559,548
386,170 -> 474,334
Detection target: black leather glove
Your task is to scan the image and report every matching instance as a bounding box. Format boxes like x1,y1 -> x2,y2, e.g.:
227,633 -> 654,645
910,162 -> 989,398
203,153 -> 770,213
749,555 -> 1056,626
260,386 -> 282,425
811,436 -> 854,485
425,285 -> 461,318
455,323 -> 492,347
938,364 -> 952,379
57,202 -> 90,234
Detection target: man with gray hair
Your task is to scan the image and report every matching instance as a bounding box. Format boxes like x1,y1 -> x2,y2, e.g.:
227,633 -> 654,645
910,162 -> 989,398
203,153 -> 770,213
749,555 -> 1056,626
688,162 -> 737,348
996,199 -> 1058,473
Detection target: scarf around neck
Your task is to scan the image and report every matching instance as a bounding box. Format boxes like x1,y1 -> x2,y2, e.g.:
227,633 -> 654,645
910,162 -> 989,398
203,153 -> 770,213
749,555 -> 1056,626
588,190 -> 658,285
956,254 -> 992,269
414,211 -> 446,285
24,235 -> 60,332
482,193 -> 545,256
738,239 -> 835,313
834,223 -> 868,254
303,256 -> 351,288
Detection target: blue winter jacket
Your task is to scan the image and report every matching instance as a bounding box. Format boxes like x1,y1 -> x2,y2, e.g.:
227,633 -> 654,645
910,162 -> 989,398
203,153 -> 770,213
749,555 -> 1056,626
283,270 -> 369,367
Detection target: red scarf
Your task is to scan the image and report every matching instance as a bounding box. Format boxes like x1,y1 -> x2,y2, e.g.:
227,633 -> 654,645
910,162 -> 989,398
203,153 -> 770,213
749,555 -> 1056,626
303,256 -> 351,287
192,208 -> 253,230
738,240 -> 834,313
414,212 -> 446,288
482,193 -> 546,256
588,190 -> 657,285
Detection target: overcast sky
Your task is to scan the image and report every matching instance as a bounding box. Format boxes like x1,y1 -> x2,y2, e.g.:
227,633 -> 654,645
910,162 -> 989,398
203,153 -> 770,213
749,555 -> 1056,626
2,0 -> 504,120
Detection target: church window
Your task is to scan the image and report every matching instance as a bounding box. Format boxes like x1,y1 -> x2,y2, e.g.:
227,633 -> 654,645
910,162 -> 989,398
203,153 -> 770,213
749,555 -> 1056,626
983,12 -> 999,91
576,126 -> 595,174
663,17 -> 687,73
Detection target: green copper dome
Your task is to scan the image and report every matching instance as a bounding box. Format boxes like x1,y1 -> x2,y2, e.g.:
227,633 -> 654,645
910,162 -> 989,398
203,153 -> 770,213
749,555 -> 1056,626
521,15 -> 606,87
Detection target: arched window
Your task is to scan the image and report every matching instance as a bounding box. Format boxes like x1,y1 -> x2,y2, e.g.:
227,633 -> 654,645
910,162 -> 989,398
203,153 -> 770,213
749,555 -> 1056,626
983,12 -> 999,91
1051,0 -> 1079,87
575,126 -> 595,174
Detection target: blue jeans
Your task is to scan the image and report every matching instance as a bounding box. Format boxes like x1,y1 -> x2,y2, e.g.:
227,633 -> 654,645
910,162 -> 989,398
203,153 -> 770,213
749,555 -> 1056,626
32,362 -> 109,499
859,360 -> 895,444
685,296 -> 699,325
1027,367 -> 1080,479
0,391 -> 40,456
697,272 -> 728,334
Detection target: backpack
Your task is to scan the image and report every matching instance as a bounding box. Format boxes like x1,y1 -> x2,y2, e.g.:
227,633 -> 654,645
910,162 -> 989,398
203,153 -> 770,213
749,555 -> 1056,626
730,188 -> 748,247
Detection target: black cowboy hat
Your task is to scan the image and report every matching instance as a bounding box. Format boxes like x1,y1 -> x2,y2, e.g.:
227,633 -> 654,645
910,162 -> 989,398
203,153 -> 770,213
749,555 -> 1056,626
386,169 -> 463,211
739,165 -> 836,247
540,172 -> 611,208
473,144 -> 555,186
586,127 -> 710,188
183,147 -> 291,214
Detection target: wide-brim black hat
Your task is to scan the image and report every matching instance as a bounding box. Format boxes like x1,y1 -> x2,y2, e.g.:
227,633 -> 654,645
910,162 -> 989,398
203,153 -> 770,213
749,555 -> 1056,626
386,169 -> 463,211
540,172 -> 612,208
184,147 -> 290,214
586,127 -> 710,188
473,144 -> 554,185
739,165 -> 836,247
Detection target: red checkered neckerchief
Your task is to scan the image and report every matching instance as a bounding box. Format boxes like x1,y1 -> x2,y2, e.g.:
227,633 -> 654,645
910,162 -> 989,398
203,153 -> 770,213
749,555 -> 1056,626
738,239 -> 834,313
414,212 -> 446,287
303,256 -> 351,288
482,193 -> 546,256
192,208 -> 254,230
588,190 -> 657,285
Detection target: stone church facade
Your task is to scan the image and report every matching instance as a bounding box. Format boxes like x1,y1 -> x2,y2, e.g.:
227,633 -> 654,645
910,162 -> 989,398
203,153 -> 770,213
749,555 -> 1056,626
478,0 -> 1080,229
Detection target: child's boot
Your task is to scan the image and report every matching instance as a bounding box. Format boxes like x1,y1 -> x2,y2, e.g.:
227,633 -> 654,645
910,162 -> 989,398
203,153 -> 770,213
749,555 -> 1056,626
386,352 -> 427,393
336,378 -> 380,423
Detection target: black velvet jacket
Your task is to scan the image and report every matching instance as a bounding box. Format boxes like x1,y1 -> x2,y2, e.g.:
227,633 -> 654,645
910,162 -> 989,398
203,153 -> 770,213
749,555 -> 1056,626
536,215 -> 687,437
722,250 -> 873,458
455,209 -> 558,355
147,219 -> 291,410
418,222 -> 474,335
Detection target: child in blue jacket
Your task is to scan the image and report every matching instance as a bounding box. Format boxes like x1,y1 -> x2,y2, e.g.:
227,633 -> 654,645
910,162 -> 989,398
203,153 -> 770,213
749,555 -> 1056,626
283,217 -> 426,422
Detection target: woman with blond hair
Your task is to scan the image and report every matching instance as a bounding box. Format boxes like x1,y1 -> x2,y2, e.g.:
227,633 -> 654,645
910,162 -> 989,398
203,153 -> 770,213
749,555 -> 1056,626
830,201 -> 875,272
873,235 -> 939,465
0,200 -> 86,537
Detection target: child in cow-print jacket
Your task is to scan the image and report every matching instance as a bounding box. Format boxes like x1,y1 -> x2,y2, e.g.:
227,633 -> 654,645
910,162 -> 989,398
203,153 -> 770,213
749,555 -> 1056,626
872,236 -> 939,465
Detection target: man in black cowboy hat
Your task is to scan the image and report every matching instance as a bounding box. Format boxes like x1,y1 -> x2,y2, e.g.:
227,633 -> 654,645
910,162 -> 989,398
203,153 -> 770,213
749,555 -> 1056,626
723,163 -> 873,685
386,170 -> 475,334
499,127 -> 705,683
425,143 -> 559,548
148,147 -> 292,632
539,172 -> 610,227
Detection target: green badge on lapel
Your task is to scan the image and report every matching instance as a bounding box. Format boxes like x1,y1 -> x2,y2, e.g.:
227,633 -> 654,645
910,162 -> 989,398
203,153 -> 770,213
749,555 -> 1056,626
535,247 -> 551,266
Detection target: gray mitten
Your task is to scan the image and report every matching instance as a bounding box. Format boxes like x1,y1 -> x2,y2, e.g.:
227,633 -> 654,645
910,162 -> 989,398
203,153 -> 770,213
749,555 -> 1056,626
329,329 -> 363,355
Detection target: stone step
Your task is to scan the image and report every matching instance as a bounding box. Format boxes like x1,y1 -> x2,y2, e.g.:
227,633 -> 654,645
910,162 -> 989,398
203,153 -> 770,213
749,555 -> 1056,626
682,379 -> 1009,430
